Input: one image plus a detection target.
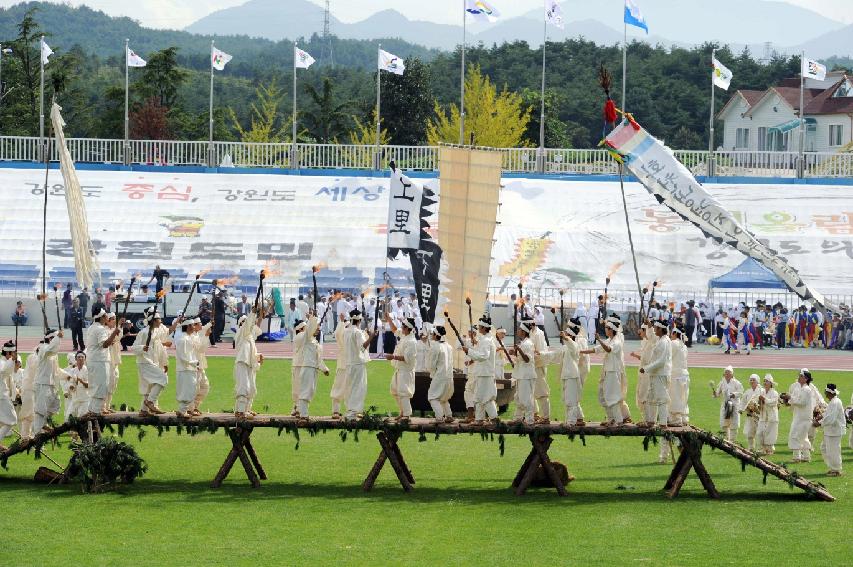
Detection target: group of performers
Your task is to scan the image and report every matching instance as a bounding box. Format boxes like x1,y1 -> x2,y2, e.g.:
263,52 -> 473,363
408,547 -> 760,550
1,301 -> 849,478
714,367 -> 848,476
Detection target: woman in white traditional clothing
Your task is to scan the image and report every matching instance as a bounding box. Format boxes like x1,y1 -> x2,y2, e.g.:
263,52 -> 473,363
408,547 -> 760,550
427,325 -> 455,424
816,383 -> 846,476
740,374 -> 762,451
66,352 -> 90,419
668,327 -> 690,426
756,374 -> 780,454
713,365 -> 743,442
787,371 -> 816,463
0,341 -> 19,450
581,315 -> 625,426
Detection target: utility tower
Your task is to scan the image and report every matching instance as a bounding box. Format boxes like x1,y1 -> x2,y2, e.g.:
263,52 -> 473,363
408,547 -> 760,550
321,0 -> 334,66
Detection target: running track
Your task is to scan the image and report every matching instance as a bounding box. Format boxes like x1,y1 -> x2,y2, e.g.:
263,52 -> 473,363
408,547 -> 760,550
11,337 -> 853,372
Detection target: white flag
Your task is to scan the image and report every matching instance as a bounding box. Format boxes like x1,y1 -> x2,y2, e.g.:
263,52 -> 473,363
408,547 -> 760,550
465,0 -> 501,23
41,39 -> 53,65
802,57 -> 826,81
211,47 -> 232,71
378,49 -> 405,75
546,1 -> 564,29
294,46 -> 315,69
712,56 -> 732,90
127,47 -> 147,68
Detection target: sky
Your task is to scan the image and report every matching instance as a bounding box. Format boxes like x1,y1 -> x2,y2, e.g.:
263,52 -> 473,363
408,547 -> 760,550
0,0 -> 849,29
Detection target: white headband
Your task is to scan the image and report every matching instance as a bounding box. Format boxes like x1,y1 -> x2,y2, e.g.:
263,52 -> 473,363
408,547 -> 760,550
564,326 -> 577,337
93,308 -> 107,319
763,374 -> 776,385
402,319 -> 414,330
519,323 -> 531,334
294,321 -> 307,332
653,321 -> 667,330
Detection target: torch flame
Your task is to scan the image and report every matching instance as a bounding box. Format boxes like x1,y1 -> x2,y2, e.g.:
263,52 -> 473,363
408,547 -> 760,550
607,261 -> 625,279
514,297 -> 525,308
156,290 -> 167,299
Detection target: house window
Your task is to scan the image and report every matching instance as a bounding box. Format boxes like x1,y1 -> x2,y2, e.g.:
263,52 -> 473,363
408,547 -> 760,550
757,127 -> 767,151
829,125 -> 843,147
735,128 -> 750,149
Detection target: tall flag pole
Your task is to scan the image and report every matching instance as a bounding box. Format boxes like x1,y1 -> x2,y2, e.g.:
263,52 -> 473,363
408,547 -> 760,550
710,51 -> 732,177
293,44 -> 315,170
800,54 -> 827,176
39,35 -> 51,162
208,40 -> 215,167
460,1 -> 466,145
124,43 -> 146,166
623,0 -> 648,114
376,47 -> 405,170
124,38 -> 129,165
541,1 -> 563,172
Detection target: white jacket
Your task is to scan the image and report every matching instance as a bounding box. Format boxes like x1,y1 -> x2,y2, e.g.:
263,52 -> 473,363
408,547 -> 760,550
821,396 -> 847,436
467,334 -> 497,378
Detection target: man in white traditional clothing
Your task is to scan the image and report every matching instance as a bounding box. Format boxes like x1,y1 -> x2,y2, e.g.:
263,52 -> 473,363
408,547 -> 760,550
572,319 -> 591,393
33,329 -> 63,433
787,371 -> 816,463
756,374 -> 780,454
133,313 -> 170,416
427,325 -> 455,423
508,322 -> 536,425
816,383 -> 846,476
18,348 -> 38,442
234,313 -> 263,418
344,310 -> 374,421
581,315 -> 625,425
174,317 -> 199,418
668,327 -> 690,426
330,314 -> 350,419
802,369 -> 827,448
461,316 -> 500,425
103,313 -> 122,414
713,366 -> 743,442
66,351 -> 90,419
85,308 -> 124,417
189,318 -> 213,416
415,327 -> 430,374
387,315 -> 418,422
551,324 -> 585,425
526,316 -> 552,423
0,341 -> 19,450
630,324 -> 656,423
740,374 -> 762,451
640,321 -> 671,427
292,314 -> 329,418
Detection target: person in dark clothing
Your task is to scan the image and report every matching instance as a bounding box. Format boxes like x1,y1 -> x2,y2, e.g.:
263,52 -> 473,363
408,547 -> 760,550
77,287 -> 90,317
120,320 -> 137,351
69,299 -> 85,351
684,300 -> 698,348
62,283 -> 73,328
91,293 -> 106,319
147,265 -> 171,295
211,290 -> 227,346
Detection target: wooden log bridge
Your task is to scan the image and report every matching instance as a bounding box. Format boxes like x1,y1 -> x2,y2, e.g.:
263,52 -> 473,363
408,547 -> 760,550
0,413 -> 835,502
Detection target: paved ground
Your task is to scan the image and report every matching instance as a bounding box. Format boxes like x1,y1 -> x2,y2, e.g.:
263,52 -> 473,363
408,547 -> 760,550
3,325 -> 851,371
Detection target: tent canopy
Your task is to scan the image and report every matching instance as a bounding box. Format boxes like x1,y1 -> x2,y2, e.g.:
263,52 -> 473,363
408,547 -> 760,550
709,257 -> 787,289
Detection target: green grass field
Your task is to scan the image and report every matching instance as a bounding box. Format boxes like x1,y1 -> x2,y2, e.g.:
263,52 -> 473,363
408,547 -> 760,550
2,356 -> 852,566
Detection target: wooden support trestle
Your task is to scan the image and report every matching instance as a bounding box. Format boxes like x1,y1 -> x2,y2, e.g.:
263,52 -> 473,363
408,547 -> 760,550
663,436 -> 719,499
211,427 -> 267,488
362,431 -> 415,492
512,434 -> 568,497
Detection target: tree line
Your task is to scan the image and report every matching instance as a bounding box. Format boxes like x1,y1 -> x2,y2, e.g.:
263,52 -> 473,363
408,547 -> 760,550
0,7 -> 849,150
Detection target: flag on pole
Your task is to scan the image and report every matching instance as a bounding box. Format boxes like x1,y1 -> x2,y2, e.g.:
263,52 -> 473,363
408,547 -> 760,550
802,57 -> 827,81
127,47 -> 147,68
624,0 -> 648,33
546,1 -> 564,29
41,39 -> 53,65
294,46 -> 315,69
378,49 -> 405,75
211,47 -> 232,71
712,56 -> 732,90
465,0 -> 501,23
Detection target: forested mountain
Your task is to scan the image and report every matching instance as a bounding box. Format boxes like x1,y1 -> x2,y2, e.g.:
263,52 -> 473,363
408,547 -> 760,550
0,4 -> 845,151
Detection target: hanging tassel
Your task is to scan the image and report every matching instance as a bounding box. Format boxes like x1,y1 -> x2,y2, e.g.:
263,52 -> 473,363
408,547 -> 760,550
598,64 -> 618,129
604,98 -> 618,125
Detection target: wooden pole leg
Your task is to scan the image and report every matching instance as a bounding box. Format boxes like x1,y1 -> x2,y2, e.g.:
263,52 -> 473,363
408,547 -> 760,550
211,427 -> 263,488
664,435 -> 718,499
513,434 -> 567,497
362,431 -> 415,492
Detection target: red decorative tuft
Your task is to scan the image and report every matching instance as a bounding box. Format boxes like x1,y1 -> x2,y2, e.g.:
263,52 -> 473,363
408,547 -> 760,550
627,113 -> 641,131
604,98 -> 618,125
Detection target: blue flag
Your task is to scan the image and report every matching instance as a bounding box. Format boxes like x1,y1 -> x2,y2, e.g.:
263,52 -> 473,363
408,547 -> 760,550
624,0 -> 648,33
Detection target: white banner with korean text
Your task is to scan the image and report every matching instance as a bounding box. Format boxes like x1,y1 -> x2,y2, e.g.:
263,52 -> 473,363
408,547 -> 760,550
0,167 -> 850,298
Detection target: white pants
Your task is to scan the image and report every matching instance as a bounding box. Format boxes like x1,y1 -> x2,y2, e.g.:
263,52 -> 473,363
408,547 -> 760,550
295,366 -> 318,417
330,366 -> 350,414
34,384 -> 60,432
345,364 -> 367,418
561,378 -> 584,423
821,435 -> 842,472
513,379 -> 535,424
175,370 -> 198,413
744,415 -> 759,450
464,376 -> 476,409
756,421 -> 779,451
104,363 -> 119,411
428,375 -> 453,420
533,367 -> 550,419
648,375 -> 670,425
190,370 -> 210,412
393,396 -> 412,418
87,360 -> 110,415
234,362 -> 256,413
